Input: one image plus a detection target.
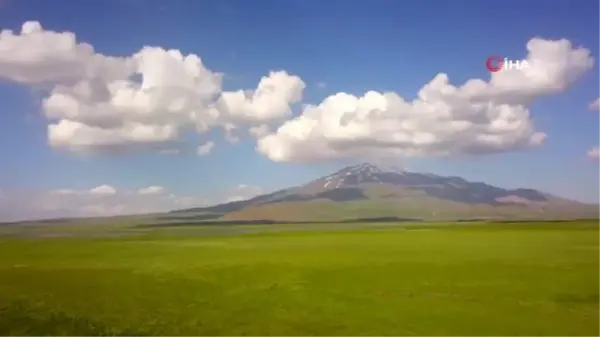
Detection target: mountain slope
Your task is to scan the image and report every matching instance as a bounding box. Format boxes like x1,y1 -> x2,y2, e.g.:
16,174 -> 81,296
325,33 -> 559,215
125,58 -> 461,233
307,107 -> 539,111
171,163 -> 598,221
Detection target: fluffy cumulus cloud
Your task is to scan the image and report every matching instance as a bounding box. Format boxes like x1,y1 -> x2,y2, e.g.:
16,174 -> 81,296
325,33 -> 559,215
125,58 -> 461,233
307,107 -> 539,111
0,21 -> 595,162
0,21 -> 133,85
257,38 -> 594,162
216,71 -> 305,124
587,146 -> 599,161
0,21 -> 305,154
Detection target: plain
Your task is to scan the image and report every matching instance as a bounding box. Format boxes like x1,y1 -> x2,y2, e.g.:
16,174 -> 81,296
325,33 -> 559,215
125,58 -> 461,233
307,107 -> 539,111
0,221 -> 598,336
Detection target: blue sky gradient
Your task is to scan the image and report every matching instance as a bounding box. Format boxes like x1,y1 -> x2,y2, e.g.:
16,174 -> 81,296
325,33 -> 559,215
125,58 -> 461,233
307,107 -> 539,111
0,0 -> 598,215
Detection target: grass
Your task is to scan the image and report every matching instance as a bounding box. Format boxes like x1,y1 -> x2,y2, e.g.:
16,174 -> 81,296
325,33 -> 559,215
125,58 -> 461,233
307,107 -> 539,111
220,198 -> 599,222
0,220 -> 597,335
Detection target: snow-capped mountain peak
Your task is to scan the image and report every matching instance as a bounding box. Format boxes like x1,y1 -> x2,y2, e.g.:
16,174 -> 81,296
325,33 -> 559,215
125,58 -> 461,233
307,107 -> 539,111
171,162 -> 594,220
280,163 -> 552,209
313,163 -> 421,190
334,163 -> 411,176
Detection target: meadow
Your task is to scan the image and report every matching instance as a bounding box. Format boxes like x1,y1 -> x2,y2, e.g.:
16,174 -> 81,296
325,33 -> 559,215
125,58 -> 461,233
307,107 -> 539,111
0,221 -> 598,335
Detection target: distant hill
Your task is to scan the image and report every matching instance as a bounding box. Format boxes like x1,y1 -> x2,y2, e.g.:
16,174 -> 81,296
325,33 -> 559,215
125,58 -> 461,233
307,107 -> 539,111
170,163 -> 599,222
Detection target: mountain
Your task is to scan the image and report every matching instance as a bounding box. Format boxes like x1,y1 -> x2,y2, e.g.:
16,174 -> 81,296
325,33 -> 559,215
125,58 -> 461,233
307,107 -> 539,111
170,163 -> 599,222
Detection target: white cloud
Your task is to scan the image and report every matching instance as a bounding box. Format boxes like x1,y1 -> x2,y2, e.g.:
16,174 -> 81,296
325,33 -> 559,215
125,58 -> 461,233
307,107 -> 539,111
41,44 -> 223,154
589,98 -> 599,111
0,21 -> 133,85
256,38 -> 594,162
0,185 -> 208,222
587,146 -> 599,160
89,184 -> 117,195
249,124 -> 270,138
216,70 -> 305,123
317,82 -> 327,89
0,22 -> 595,163
0,182 -> 269,221
49,188 -> 79,195
196,141 -> 214,155
0,22 -> 305,155
137,185 -> 166,195
225,184 -> 263,202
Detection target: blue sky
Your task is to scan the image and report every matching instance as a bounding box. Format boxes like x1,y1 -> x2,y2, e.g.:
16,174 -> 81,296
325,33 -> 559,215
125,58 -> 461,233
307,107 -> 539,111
0,0 -> 598,219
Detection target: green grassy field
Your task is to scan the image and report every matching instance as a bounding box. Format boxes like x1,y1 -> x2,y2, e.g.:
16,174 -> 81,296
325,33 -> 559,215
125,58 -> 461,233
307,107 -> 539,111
0,221 -> 598,335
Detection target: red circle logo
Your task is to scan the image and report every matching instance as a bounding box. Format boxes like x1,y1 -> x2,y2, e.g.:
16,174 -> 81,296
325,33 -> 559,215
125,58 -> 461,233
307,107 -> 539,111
486,55 -> 504,72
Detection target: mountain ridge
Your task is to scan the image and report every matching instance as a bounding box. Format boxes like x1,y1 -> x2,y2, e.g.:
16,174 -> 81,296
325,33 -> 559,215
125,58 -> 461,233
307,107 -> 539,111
171,163 -> 598,221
